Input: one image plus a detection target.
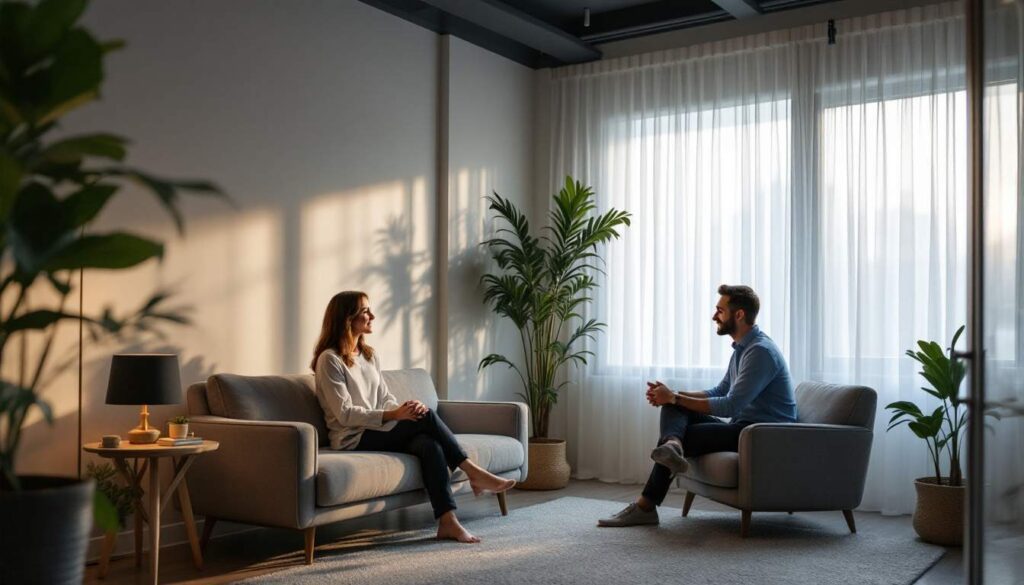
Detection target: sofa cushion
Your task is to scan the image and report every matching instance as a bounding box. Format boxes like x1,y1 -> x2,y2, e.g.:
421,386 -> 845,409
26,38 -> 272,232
449,434 -> 525,482
683,451 -> 739,488
316,434 -> 525,507
796,382 -> 877,429
382,369 -> 439,410
206,373 -> 330,446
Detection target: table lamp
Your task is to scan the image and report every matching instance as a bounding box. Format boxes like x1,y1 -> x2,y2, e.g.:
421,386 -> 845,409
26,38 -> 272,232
105,354 -> 182,444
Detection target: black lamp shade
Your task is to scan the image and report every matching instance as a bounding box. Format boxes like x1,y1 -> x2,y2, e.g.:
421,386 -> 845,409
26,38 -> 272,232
105,354 -> 182,405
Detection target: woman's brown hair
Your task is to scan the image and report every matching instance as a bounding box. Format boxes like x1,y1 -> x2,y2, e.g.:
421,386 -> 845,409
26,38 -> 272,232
310,291 -> 375,370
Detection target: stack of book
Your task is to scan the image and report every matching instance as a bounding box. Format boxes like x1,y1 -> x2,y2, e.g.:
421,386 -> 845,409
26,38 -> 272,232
157,436 -> 203,446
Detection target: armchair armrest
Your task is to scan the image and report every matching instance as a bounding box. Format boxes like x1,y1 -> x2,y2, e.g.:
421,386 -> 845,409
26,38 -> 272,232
436,400 -> 529,481
187,416 -> 318,529
737,423 -> 873,511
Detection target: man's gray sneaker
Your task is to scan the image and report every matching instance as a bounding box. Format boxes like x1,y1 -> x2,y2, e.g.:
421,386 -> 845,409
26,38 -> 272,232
597,503 -> 659,527
651,441 -> 689,475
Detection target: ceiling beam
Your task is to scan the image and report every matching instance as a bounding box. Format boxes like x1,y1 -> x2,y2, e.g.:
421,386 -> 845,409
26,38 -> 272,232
709,0 -> 761,19
417,0 -> 600,64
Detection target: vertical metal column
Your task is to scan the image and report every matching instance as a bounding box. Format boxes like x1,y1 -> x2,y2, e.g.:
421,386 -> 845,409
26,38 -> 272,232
434,34 -> 451,399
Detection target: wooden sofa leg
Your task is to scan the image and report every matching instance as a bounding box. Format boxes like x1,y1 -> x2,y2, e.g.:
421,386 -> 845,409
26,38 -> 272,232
497,491 -> 509,516
842,510 -> 857,534
200,517 -> 217,553
304,527 -> 316,565
740,510 -> 751,537
682,492 -> 695,517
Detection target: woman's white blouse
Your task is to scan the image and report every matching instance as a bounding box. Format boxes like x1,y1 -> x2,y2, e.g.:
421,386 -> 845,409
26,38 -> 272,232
314,349 -> 400,450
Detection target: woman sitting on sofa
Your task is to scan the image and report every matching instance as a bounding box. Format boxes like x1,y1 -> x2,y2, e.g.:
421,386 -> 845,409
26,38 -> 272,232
311,290 -> 515,543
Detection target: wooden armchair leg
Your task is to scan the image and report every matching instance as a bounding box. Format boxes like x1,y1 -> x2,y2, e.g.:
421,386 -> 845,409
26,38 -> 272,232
304,527 -> 316,565
682,492 -> 695,517
200,517 -> 217,553
740,510 -> 751,537
497,491 -> 509,516
842,510 -> 857,534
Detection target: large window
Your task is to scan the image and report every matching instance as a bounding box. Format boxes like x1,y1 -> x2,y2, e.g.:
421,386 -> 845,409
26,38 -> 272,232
819,90 -> 968,373
599,98 -> 792,373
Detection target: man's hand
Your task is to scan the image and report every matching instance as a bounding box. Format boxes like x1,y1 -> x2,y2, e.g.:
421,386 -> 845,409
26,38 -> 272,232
646,381 -> 676,407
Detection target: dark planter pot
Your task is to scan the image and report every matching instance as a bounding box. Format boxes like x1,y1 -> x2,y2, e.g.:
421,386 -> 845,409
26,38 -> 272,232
0,476 -> 95,585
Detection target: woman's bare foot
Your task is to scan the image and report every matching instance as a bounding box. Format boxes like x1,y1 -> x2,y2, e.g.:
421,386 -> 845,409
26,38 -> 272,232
460,459 -> 517,496
436,512 -> 480,543
469,474 -> 516,497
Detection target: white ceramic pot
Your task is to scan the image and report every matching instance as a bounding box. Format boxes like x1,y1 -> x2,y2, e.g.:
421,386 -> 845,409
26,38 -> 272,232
168,423 -> 189,439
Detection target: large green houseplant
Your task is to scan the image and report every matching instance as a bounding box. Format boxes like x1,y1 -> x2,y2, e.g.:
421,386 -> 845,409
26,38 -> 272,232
479,177 -> 630,489
885,325 -> 969,545
0,0 -> 224,581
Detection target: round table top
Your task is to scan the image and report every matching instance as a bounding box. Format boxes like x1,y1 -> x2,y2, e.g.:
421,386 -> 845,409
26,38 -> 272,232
83,440 -> 219,457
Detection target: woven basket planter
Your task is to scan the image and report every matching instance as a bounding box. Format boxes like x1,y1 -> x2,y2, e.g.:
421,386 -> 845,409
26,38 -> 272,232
912,477 -> 964,546
517,438 -> 571,490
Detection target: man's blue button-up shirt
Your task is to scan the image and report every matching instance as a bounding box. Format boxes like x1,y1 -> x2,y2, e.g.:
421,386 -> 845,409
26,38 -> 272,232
705,325 -> 798,423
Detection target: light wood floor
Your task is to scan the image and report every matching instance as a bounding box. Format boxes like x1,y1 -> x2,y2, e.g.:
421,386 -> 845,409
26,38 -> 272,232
85,479 -> 964,585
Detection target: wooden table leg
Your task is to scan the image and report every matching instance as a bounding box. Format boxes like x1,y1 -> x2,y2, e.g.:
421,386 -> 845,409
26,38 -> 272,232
97,530 -> 117,579
173,456 -> 204,570
134,501 -> 144,568
148,457 -> 161,585
114,457 -> 148,568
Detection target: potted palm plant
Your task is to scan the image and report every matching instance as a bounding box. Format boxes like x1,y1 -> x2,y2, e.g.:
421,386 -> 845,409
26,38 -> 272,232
0,0 -> 224,582
886,325 -> 968,546
479,177 -> 630,489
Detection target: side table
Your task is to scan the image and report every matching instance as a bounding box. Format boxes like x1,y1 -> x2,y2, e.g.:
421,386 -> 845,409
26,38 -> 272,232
83,440 -> 219,584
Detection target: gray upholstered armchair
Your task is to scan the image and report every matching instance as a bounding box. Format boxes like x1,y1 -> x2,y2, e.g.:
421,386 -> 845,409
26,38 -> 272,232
677,382 -> 877,536
184,369 -> 528,563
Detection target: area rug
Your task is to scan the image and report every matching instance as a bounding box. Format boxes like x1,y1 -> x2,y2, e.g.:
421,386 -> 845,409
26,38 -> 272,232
241,497 -> 944,585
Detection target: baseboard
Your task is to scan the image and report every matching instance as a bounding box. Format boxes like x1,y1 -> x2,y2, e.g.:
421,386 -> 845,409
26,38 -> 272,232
85,517 -> 259,563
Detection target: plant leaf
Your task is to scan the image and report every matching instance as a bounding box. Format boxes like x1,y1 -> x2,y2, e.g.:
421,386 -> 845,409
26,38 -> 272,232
44,232 -> 163,271
92,490 -> 120,533
2,309 -> 92,335
36,133 -> 127,166
61,183 -> 118,227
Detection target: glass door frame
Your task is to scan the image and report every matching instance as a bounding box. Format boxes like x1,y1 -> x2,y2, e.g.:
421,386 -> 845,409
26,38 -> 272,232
964,0 -> 985,582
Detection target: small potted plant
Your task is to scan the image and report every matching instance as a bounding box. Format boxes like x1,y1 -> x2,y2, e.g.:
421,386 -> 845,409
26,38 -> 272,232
886,326 -> 968,546
168,416 -> 190,439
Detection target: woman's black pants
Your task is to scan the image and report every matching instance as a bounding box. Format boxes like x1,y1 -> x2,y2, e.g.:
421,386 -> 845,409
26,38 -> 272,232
355,410 -> 468,519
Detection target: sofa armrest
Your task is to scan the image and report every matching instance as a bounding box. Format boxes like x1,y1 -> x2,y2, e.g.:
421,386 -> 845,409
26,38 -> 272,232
186,416 -> 318,529
737,423 -> 873,511
436,400 -> 529,481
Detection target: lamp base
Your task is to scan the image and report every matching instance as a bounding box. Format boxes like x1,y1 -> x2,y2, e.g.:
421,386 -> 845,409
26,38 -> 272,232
128,428 -> 161,444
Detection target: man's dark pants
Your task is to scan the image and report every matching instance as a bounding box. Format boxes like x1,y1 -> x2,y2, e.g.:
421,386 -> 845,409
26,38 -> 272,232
641,405 -> 752,506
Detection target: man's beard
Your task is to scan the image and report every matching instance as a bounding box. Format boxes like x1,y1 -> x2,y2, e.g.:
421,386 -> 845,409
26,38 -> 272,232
716,315 -> 737,336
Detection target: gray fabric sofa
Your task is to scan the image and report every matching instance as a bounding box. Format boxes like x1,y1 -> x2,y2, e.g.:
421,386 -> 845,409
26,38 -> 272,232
184,368 -> 528,563
677,381 -> 877,536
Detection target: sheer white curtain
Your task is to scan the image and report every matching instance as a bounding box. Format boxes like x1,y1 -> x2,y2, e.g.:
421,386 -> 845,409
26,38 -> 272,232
548,2 -> 967,514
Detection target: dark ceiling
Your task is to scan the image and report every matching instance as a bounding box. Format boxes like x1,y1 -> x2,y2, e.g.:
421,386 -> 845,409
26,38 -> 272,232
359,0 -> 842,68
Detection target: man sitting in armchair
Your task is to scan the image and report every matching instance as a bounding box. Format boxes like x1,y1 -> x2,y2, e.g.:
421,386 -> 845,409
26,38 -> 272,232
598,284 -> 798,527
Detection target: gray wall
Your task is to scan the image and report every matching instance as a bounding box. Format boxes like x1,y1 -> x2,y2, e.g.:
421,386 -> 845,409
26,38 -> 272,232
14,0 -> 534,555
446,37 -> 535,403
